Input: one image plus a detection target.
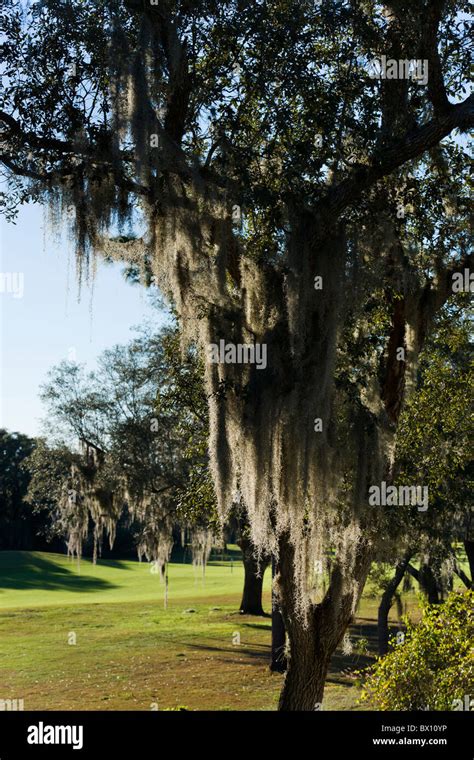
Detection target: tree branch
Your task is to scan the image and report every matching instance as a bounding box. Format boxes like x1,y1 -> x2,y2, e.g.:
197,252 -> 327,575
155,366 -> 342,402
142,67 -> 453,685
408,248 -> 473,353
125,0 -> 191,144
323,94 -> 473,216
421,0 -> 451,117
0,155 -> 49,182
452,561 -> 472,590
407,563 -> 420,582
0,110 -> 72,153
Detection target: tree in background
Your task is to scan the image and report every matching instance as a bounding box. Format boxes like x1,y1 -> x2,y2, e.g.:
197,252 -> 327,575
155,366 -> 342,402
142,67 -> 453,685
373,301 -> 473,653
0,429 -> 37,549
2,0 -> 472,709
396,302 -> 473,600
26,437 -> 142,559
23,437 -> 83,552
39,326 -> 204,571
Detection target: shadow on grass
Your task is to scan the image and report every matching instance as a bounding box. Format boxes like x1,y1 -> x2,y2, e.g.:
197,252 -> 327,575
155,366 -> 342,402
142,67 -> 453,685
240,622 -> 272,630
0,551 -> 119,594
326,619 -> 379,687
181,639 -> 270,663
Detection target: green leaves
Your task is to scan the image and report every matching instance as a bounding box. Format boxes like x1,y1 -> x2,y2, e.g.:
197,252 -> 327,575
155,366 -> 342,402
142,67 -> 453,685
396,306 -> 473,508
360,590 -> 474,710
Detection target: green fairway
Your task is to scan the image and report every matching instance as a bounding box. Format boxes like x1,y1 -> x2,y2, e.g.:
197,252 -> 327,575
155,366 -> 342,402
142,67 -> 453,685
0,550 -> 421,711
0,549 -> 258,610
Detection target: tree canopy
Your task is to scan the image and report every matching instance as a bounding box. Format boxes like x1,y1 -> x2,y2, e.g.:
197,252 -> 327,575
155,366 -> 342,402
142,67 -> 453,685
37,323 -> 216,566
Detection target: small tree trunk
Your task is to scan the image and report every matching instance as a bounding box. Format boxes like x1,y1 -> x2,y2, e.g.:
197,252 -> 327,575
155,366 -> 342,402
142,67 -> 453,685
407,562 -> 441,604
464,540 -> 474,584
270,558 -> 287,673
451,547 -> 472,589
378,552 -> 411,656
240,553 -> 266,615
419,564 -> 441,603
164,565 -> 169,609
238,532 -> 269,615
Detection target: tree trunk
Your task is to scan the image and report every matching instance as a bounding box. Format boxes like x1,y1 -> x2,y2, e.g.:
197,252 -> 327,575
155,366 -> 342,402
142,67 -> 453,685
278,614 -> 330,710
276,532 -> 373,711
270,558 -> 287,672
451,547 -> 472,589
378,552 -> 411,656
420,564 -> 441,603
464,540 -> 474,584
239,552 -> 266,615
238,530 -> 269,616
408,562 -> 441,604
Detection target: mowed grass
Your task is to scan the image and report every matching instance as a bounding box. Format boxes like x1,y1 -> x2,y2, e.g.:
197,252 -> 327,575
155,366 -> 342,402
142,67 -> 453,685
0,549 -> 253,609
0,550 -> 420,711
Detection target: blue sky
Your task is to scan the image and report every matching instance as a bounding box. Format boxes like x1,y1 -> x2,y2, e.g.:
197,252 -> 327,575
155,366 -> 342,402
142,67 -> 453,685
1,203 -> 166,438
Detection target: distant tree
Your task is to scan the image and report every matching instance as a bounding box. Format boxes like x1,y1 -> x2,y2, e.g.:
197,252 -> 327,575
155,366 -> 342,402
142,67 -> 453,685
0,429 -> 36,549
40,323 -> 271,608
39,327 -> 190,568
395,303 -> 472,565
23,438 -> 76,546
25,437 -> 140,558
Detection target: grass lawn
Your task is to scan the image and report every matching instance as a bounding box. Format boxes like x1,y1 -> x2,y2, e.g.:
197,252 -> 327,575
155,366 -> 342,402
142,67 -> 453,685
0,549 -> 423,711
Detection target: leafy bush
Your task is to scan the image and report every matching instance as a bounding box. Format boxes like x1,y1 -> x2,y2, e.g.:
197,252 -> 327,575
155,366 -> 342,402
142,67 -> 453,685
360,591 -> 474,711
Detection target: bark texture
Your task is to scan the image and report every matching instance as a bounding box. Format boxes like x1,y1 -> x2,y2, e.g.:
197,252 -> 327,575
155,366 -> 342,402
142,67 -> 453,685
276,533 -> 373,711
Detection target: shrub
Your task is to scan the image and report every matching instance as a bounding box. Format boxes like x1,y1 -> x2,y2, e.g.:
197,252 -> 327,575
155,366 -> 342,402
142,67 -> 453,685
360,591 -> 474,711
